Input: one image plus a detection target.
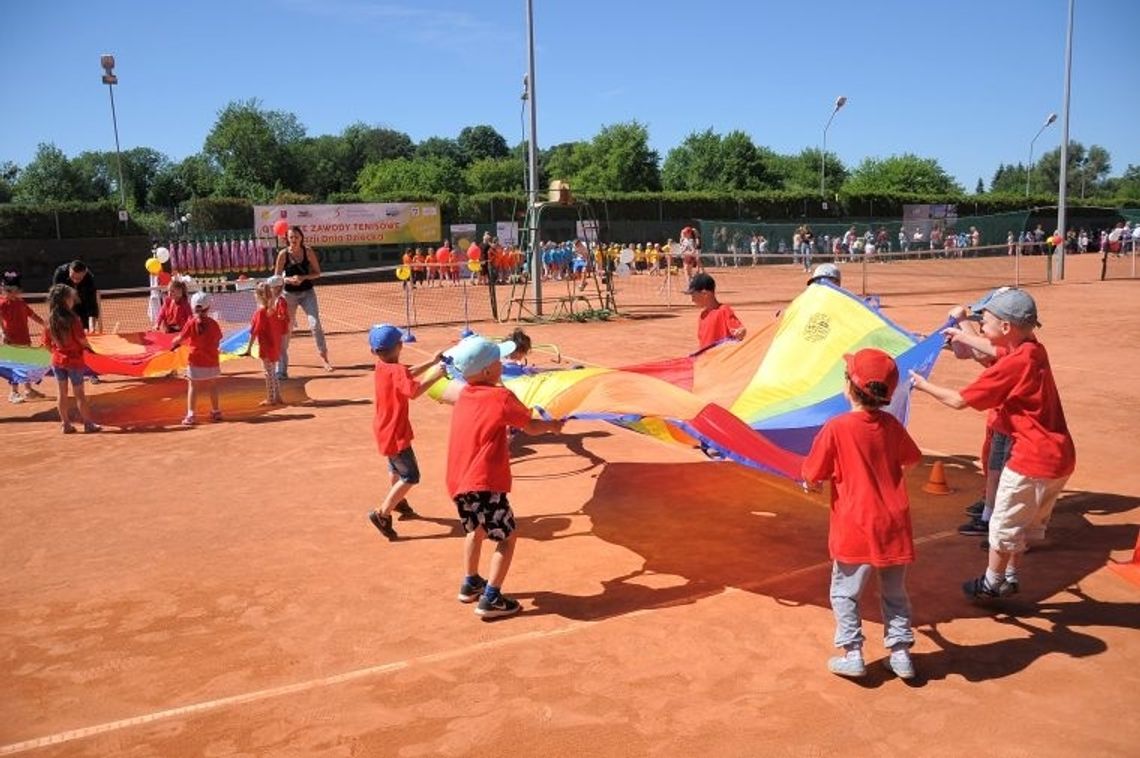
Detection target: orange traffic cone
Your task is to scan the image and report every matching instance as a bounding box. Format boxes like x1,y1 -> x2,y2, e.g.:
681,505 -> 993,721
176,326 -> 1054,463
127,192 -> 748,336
1108,529 -> 1140,588
922,461 -> 953,495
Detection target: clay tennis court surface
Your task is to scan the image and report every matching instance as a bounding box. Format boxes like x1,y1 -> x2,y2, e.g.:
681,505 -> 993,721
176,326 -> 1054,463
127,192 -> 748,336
3,254 -> 1137,756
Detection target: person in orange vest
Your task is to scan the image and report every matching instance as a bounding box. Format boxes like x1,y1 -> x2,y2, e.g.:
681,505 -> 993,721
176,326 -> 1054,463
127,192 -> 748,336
411,248 -> 426,288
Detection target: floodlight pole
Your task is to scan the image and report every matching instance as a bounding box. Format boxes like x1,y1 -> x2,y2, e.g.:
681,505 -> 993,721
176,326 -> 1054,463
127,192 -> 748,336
1055,0 -> 1075,281
820,96 -> 846,208
100,54 -> 128,215
1026,113 -> 1058,198
525,0 -> 542,315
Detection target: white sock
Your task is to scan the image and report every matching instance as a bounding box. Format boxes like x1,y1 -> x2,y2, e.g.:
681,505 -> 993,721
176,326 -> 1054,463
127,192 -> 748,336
984,569 -> 1002,588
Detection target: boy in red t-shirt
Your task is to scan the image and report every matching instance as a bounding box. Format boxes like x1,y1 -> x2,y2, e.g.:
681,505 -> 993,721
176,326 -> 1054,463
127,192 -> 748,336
804,349 -> 922,680
365,324 -> 446,541
685,273 -> 746,351
170,292 -> 224,426
1,271 -> 47,403
911,289 -> 1075,601
446,336 -> 563,619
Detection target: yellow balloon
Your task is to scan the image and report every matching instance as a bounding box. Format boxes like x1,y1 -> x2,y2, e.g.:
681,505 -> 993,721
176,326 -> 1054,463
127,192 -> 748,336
467,260 -> 482,272
145,257 -> 162,275
395,265 -> 411,281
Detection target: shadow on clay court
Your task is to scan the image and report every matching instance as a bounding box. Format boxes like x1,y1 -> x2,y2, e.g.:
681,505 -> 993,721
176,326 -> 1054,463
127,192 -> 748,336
3,376 -> 324,430
511,461 -> 1139,682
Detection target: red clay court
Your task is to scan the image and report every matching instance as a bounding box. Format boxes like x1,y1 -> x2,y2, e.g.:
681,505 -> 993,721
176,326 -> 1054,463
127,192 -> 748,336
2,253 -> 1138,757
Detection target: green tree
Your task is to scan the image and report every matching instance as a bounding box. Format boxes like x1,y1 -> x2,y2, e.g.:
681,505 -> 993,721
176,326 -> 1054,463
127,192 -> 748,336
975,178 -> 985,194
415,137 -> 466,167
342,124 -> 415,173
457,125 -> 509,163
465,157 -> 525,193
203,99 -> 306,190
990,162 -> 1027,194
542,141 -> 591,184
843,153 -> 963,194
70,151 -> 115,201
571,122 -> 661,192
356,157 -> 467,197
1101,164 -> 1140,200
292,134 -> 352,199
661,129 -> 723,190
13,143 -> 85,202
0,161 -> 17,203
770,148 -> 847,194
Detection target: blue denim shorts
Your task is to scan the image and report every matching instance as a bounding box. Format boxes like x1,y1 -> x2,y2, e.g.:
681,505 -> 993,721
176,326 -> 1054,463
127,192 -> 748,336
51,366 -> 85,385
988,432 -> 1014,473
387,447 -> 421,484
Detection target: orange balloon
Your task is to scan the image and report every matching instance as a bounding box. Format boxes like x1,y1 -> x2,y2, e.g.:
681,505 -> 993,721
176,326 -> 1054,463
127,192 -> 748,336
273,219 -> 289,237
467,244 -> 481,261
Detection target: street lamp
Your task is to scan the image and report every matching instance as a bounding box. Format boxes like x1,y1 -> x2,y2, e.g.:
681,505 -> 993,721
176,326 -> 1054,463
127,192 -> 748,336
1025,112 -> 1057,197
820,96 -> 847,208
100,54 -> 128,218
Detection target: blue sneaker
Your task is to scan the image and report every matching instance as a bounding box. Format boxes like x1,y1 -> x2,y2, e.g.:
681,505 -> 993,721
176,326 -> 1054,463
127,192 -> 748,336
827,654 -> 866,678
457,576 -> 487,603
475,593 -> 521,620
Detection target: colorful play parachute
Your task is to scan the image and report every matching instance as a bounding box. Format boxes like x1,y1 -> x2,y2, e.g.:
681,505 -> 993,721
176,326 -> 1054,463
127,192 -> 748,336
434,282 -> 945,481
0,327 -> 259,381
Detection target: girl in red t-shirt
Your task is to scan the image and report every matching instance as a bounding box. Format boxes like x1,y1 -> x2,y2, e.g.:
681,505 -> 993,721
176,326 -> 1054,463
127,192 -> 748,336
153,278 -> 192,333
243,281 -> 284,406
171,291 -> 223,426
803,349 -> 921,681
43,284 -> 101,433
1,271 -> 47,403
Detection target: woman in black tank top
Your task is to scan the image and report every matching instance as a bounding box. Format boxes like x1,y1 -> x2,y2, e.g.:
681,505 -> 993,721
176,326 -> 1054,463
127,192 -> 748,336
273,226 -> 332,376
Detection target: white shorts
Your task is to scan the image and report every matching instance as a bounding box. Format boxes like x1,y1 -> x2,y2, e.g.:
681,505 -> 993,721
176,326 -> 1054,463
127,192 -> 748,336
989,467 -> 1069,553
187,365 -> 221,381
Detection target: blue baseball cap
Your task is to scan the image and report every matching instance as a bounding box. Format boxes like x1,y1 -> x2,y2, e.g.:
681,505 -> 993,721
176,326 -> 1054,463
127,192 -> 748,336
368,324 -> 403,352
447,336 -> 514,377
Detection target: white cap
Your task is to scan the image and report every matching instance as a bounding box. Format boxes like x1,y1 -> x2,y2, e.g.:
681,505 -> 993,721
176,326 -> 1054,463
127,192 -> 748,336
190,291 -> 211,311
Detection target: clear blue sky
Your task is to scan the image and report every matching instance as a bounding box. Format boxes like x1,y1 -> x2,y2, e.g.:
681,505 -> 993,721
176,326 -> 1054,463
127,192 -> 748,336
3,0 -> 1138,189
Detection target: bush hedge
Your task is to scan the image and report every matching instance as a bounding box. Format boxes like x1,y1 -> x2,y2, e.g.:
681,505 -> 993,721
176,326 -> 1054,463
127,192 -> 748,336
3,192 -> 1135,239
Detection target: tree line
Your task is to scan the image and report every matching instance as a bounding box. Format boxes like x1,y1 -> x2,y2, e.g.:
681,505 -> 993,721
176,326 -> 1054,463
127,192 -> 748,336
3,99 -> 1138,221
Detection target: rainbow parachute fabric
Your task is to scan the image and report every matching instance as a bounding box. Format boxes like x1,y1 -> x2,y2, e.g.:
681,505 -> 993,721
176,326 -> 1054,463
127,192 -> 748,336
0,327 -> 258,383
436,282 -> 945,482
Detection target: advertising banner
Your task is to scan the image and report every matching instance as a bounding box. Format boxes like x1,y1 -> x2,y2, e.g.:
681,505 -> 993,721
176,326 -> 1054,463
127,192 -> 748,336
449,223 -> 478,251
495,221 -> 519,247
254,203 -> 441,246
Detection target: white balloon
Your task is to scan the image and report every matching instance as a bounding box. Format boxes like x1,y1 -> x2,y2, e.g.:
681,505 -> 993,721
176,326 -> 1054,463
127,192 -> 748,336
154,246 -> 171,263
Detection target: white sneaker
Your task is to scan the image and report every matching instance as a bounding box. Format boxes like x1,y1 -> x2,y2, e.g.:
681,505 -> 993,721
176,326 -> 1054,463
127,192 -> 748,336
9,392 -> 25,404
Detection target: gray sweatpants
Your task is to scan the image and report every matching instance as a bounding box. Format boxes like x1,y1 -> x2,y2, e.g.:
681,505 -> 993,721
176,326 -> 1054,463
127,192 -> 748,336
830,561 -> 914,650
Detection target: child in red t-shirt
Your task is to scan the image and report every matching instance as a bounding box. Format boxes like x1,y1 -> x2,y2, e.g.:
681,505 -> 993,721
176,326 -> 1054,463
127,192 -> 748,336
685,273 -> 746,351
153,278 -> 192,333
243,281 -> 286,406
365,324 -> 446,541
43,284 -> 101,433
170,292 -> 224,426
912,289 -> 1075,601
803,349 -> 922,680
446,335 -> 563,619
1,271 -> 47,403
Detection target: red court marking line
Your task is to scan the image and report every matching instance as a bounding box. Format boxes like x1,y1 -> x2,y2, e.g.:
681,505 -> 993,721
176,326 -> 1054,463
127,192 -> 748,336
0,527 -> 960,756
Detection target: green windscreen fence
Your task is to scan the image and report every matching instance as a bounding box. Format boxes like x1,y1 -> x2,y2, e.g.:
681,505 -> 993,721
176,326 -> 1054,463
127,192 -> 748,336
697,211 -> 1032,262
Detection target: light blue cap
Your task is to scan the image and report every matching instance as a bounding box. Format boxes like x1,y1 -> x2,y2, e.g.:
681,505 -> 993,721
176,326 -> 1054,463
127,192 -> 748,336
448,336 -> 515,377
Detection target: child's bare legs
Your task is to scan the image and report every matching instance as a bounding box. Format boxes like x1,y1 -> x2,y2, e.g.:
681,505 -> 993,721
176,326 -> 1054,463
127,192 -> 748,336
486,532 -> 516,589
55,374 -> 73,430
379,472 -> 414,519
260,360 -> 281,405
208,378 -> 220,415
464,529 -> 486,578
185,379 -> 198,420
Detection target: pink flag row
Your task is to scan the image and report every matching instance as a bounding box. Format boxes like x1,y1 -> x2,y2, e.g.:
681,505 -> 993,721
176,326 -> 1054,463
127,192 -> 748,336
164,238 -> 277,275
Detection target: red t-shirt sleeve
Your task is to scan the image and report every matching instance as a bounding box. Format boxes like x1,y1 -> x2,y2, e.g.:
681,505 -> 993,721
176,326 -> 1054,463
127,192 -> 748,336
502,392 -> 533,427
895,422 -> 922,468
960,358 -> 1019,411
177,319 -> 194,342
394,366 -> 418,399
724,306 -> 743,332
802,424 -> 836,483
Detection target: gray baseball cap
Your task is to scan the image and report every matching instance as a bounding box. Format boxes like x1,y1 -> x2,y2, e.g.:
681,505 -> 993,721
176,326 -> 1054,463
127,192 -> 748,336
983,288 -> 1041,328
